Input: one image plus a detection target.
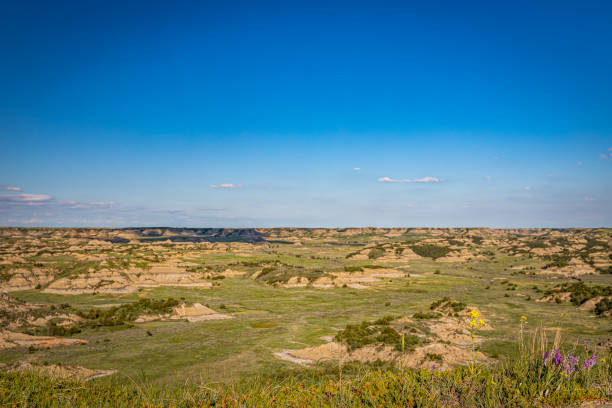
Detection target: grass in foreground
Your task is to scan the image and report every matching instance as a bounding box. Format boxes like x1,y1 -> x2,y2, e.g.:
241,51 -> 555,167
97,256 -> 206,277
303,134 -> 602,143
2,326 -> 610,408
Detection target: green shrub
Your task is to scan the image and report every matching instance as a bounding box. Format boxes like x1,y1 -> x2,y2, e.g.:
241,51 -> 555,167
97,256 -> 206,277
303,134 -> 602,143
334,320 -> 418,352
429,297 -> 466,313
373,315 -> 396,325
413,311 -> 441,319
410,245 -> 451,260
543,254 -> 571,269
0,264 -> 12,282
549,282 -> 612,306
424,352 -> 443,363
77,298 -> 179,327
362,264 -> 384,269
368,248 -> 385,259
594,298 -> 611,316
471,236 -> 484,245
334,321 -> 374,351
525,240 -> 547,249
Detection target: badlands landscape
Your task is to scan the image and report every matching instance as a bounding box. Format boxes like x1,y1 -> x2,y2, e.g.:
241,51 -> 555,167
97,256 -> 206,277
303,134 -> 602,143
0,227 -> 611,406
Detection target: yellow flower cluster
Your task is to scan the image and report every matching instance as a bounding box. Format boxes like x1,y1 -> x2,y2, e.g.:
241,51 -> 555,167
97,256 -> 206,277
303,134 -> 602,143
468,309 -> 485,328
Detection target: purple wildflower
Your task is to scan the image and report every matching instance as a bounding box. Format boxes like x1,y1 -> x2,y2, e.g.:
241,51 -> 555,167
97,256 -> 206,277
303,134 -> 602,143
564,355 -> 578,376
583,354 -> 597,369
552,349 -> 563,367
544,351 -> 550,364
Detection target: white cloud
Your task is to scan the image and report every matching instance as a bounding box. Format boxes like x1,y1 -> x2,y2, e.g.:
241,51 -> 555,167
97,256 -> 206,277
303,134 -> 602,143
600,153 -> 609,160
210,183 -> 243,189
378,177 -> 409,183
353,167 -> 361,171
2,186 -> 22,191
59,200 -> 114,209
378,176 -> 441,183
414,177 -> 440,183
577,161 -> 583,166
584,196 -> 595,201
0,193 -> 53,202
524,186 -> 531,191
485,176 -> 491,181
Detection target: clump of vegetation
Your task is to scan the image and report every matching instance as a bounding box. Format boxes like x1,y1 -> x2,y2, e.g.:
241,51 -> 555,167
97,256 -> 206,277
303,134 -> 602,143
595,265 -> 612,274
367,247 -> 385,259
501,281 -> 518,291
345,250 -> 361,259
594,298 -> 611,316
344,266 -> 363,272
543,254 -> 571,269
410,244 -> 451,260
255,265 -> 327,284
0,264 -> 13,282
77,298 -> 179,327
362,264 -> 384,269
373,315 -> 396,325
470,236 -> 484,245
525,239 -> 548,249
334,320 -> 419,351
424,352 -> 443,363
334,321 -> 374,350
548,282 -> 612,306
34,321 -> 81,337
412,311 -> 441,319
429,297 -> 466,314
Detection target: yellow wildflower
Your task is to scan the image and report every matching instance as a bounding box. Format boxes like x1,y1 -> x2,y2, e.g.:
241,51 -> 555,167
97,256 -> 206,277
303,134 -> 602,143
469,309 -> 480,319
521,315 -> 527,321
469,320 -> 477,328
478,319 -> 486,326
491,380 -> 497,385
602,358 -> 606,363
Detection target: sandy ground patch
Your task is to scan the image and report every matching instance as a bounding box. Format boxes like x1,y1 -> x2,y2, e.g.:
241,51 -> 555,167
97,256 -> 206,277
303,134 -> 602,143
578,296 -> 606,311
274,350 -> 314,366
281,276 -> 309,288
220,269 -> 246,277
0,330 -> 87,350
279,341 -> 486,371
312,277 -> 335,288
1,362 -> 116,381
134,303 -> 233,323
537,292 -> 572,303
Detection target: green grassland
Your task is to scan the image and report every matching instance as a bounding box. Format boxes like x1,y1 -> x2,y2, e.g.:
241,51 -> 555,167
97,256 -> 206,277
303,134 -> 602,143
3,249 -> 611,384
0,228 -> 611,406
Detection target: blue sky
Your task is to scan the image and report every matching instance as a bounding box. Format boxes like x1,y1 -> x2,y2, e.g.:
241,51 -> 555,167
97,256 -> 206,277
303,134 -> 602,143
1,1 -> 611,227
